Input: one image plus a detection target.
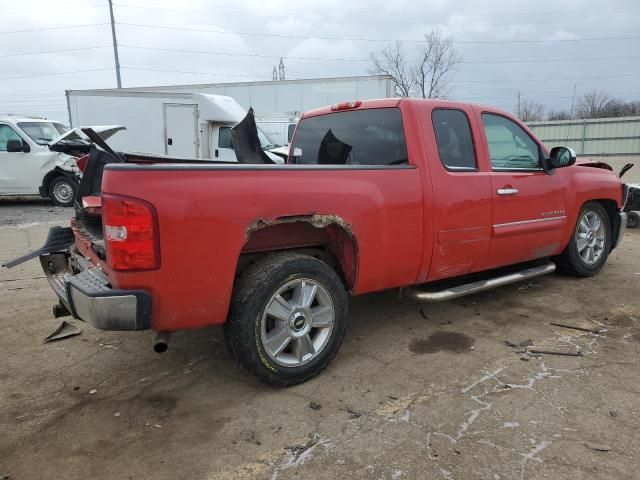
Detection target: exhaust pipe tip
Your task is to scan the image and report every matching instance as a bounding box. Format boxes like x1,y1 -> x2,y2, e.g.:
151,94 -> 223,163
153,332 -> 171,353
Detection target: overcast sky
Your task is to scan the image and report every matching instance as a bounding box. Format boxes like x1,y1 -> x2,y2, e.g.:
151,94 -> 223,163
1,0 -> 639,122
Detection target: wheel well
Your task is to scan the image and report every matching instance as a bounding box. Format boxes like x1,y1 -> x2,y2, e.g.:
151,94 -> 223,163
237,216 -> 358,291
41,169 -> 75,197
592,199 -> 620,249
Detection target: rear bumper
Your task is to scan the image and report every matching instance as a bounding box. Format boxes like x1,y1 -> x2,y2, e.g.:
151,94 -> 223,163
40,240 -> 151,331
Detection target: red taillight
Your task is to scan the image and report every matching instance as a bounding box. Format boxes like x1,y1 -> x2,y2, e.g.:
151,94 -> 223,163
102,194 -> 159,271
76,154 -> 89,173
331,100 -> 362,111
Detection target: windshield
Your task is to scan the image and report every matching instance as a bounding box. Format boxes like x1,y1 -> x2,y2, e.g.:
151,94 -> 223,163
257,127 -> 277,149
17,122 -> 69,145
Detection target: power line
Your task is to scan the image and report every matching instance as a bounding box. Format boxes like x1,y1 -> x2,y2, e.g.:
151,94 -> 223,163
0,46 -> 111,58
116,22 -> 640,44
113,3 -> 559,26
120,66 -> 270,79
112,2 -> 637,18
0,68 -> 113,81
119,44 -> 369,62
119,44 -> 640,66
450,73 -> 640,83
0,23 -> 110,35
4,1 -> 104,15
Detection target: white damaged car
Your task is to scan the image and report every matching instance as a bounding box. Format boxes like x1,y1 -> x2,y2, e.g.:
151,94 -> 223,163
0,117 -> 123,207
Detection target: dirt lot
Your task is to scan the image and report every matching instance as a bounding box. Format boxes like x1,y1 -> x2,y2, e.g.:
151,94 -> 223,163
1,200 -> 639,480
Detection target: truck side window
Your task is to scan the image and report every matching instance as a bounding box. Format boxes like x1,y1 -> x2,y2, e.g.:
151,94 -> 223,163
432,109 -> 476,170
481,114 -> 541,170
218,126 -> 233,149
289,108 -> 408,166
0,125 -> 23,151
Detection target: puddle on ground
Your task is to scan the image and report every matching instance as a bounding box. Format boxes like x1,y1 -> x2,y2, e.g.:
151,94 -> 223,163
409,331 -> 474,354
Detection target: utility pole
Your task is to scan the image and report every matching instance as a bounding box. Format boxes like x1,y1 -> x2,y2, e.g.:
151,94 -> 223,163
516,91 -> 521,118
108,0 -> 122,88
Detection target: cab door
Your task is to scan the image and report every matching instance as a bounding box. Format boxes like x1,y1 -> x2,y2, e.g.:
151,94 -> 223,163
0,123 -> 33,194
477,111 -> 568,268
422,106 -> 493,282
213,126 -> 237,162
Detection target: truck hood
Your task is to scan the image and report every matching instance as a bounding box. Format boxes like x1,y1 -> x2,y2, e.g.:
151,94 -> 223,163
49,126 -> 125,157
575,157 -> 614,171
50,125 -> 125,147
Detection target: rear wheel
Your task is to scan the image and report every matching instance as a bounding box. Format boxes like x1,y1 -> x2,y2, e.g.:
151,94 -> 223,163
49,176 -> 78,207
627,211 -> 639,229
224,252 -> 347,386
556,201 -> 611,276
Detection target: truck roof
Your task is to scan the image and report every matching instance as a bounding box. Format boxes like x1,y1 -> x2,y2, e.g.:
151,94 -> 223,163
300,98 -> 514,119
0,116 -> 64,124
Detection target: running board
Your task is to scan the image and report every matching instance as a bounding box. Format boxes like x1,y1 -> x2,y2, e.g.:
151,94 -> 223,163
406,262 -> 556,302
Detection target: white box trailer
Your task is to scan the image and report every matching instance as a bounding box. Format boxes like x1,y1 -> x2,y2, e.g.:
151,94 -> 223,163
66,75 -> 395,150
66,91 -> 278,161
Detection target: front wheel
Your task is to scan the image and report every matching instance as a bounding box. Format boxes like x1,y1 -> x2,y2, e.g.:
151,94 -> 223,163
49,176 -> 78,207
628,211 -> 639,229
555,201 -> 612,277
224,252 -> 347,386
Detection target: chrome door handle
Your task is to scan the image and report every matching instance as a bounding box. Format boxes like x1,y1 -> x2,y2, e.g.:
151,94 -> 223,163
497,188 -> 519,196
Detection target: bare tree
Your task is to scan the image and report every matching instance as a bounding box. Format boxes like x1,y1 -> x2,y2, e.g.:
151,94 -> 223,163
370,41 -> 414,98
576,90 -> 611,119
412,30 -> 460,99
547,109 -> 572,121
600,98 -> 640,117
370,30 -> 460,99
518,100 -> 545,122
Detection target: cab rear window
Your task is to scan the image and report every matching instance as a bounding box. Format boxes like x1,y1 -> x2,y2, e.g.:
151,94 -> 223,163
289,108 -> 408,166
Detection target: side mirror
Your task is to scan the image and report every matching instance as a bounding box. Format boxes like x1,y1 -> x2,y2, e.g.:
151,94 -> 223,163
548,146 -> 576,169
6,139 -> 30,153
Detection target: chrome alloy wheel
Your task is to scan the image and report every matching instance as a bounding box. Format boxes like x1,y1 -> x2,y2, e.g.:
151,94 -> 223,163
260,278 -> 335,367
53,181 -> 73,204
575,210 -> 606,265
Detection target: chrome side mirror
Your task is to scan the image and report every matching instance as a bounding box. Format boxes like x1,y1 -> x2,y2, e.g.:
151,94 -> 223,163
549,146 -> 576,169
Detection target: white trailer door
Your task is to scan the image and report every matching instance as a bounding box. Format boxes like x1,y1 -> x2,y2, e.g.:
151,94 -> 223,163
164,104 -> 199,158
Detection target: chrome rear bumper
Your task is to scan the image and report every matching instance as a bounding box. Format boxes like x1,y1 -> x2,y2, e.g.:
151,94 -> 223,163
39,233 -> 151,331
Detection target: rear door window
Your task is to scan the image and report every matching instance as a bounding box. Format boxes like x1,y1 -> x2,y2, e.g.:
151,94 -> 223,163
432,109 -> 477,170
289,108 -> 408,166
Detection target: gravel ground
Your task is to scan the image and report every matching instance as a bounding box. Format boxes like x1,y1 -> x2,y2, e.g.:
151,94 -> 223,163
0,202 -> 639,480
0,198 -> 71,227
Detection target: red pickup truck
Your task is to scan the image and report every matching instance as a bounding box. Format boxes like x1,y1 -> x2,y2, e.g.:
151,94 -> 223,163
8,98 -> 630,386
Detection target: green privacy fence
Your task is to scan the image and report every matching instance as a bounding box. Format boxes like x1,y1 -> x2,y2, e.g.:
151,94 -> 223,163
527,116 -> 640,156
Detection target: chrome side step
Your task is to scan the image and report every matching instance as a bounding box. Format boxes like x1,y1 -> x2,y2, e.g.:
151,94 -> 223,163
406,262 -> 556,302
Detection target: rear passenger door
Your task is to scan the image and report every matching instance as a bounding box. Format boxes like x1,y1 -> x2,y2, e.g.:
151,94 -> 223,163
479,111 -> 568,268
424,107 -> 493,281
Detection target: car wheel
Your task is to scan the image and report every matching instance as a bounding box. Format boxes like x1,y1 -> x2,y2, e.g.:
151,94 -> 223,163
627,211 -> 639,229
49,176 -> 78,207
224,252 -> 347,386
555,201 -> 612,277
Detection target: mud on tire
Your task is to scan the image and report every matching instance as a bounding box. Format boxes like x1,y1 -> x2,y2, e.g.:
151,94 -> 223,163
224,252 -> 348,386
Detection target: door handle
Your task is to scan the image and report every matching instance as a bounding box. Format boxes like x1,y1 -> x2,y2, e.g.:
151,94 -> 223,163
167,138 -> 173,146
497,188 -> 519,196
